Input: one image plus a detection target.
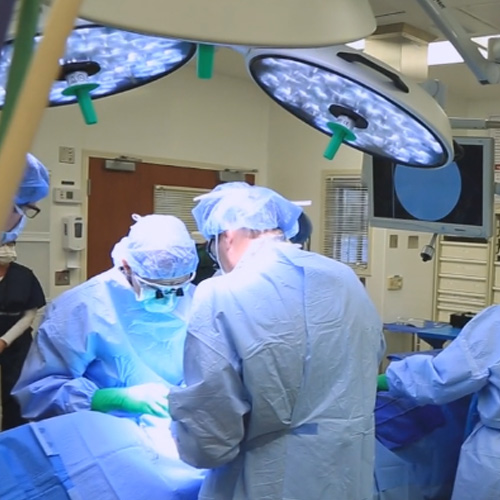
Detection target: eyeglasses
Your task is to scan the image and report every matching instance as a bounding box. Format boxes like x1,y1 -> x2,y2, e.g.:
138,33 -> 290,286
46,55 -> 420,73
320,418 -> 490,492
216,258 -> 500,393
134,273 -> 194,294
19,204 -> 41,219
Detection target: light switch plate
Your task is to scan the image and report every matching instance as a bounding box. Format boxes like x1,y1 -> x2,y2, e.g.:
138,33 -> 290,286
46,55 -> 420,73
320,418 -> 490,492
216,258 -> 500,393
55,270 -> 70,286
387,275 -> 403,291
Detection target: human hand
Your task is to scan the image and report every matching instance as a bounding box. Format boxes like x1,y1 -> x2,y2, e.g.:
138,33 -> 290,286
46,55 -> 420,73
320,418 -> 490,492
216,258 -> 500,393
91,383 -> 170,417
377,374 -> 389,391
0,339 -> 7,354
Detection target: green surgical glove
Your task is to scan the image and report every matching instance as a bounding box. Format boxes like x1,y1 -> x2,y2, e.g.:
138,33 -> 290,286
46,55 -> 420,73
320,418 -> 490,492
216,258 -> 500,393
91,383 -> 170,418
377,374 -> 389,392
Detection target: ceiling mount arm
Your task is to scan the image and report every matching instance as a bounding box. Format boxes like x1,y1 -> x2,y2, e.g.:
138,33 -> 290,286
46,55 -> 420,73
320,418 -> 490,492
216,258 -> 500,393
415,0 -> 500,85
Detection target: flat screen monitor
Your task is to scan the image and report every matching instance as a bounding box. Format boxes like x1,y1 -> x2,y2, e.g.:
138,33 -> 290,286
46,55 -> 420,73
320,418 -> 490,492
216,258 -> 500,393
364,136 -> 495,239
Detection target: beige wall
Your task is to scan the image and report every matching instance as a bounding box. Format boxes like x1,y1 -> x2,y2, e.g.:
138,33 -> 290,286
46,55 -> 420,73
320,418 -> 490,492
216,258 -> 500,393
20,66 -> 271,299
15,58 -> 479,325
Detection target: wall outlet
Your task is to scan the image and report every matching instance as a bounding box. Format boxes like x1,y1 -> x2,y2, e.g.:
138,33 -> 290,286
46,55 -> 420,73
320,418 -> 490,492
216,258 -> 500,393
52,187 -> 82,204
55,270 -> 70,286
387,275 -> 403,291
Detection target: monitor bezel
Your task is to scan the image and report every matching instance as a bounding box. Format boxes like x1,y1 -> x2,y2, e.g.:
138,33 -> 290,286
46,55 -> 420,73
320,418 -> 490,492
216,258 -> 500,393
364,136 -> 495,239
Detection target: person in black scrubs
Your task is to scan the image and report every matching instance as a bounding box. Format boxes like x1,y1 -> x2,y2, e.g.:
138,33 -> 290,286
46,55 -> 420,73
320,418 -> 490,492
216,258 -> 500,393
0,241 -> 45,430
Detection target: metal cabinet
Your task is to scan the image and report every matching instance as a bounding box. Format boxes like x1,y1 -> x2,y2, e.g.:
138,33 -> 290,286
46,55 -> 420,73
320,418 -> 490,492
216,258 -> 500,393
433,238 -> 492,322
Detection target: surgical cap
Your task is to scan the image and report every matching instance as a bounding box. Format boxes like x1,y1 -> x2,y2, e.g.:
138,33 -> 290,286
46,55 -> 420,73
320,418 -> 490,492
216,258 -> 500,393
192,182 -> 302,240
14,154 -> 50,205
111,214 -> 199,280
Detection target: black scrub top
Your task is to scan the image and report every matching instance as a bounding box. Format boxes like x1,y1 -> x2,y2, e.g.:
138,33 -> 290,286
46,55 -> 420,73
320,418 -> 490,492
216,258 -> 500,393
0,262 -> 46,335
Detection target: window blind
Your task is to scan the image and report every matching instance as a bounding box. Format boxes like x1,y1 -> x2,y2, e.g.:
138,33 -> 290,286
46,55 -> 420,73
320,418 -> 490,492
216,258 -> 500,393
153,185 -> 210,241
323,176 -> 368,269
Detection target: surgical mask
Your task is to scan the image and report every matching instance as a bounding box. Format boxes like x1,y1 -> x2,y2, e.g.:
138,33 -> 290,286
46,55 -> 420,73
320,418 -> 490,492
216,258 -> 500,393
1,209 -> 26,245
0,244 -> 17,265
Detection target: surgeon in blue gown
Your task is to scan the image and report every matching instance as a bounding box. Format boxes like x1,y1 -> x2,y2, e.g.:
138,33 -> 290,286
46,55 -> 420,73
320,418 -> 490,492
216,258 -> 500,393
2,153 -> 49,244
378,305 -> 500,500
168,182 -> 386,500
13,213 -> 199,420
374,355 -> 472,500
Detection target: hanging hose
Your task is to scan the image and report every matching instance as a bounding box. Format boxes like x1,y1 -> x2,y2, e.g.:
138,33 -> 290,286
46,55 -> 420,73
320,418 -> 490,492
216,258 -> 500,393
0,0 -> 41,149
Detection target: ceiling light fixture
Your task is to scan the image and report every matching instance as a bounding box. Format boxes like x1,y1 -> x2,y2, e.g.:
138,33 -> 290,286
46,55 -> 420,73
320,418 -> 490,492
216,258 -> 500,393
246,46 -> 453,167
0,23 -> 197,123
67,0 -> 377,80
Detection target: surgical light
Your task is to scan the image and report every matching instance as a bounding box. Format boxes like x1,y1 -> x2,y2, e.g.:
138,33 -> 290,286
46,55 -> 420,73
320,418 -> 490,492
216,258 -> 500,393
76,0 -> 376,48
246,46 -> 454,168
65,0 -> 377,80
0,24 -> 197,111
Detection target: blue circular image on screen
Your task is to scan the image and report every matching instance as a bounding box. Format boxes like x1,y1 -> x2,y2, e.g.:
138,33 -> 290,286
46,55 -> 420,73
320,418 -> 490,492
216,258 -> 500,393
394,162 -> 462,221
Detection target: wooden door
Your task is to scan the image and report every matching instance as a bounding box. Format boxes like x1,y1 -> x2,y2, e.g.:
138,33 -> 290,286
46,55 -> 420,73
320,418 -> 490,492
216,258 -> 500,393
87,158 -> 253,279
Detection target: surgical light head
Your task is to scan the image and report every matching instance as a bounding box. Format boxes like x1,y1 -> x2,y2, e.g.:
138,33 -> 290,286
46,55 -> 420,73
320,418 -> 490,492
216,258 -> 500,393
111,214 -> 199,281
192,182 -> 302,240
246,46 -> 454,167
0,24 -> 197,111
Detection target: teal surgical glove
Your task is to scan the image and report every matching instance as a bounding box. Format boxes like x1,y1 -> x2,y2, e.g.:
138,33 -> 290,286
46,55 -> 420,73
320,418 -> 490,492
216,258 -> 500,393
91,383 -> 170,417
377,374 -> 389,392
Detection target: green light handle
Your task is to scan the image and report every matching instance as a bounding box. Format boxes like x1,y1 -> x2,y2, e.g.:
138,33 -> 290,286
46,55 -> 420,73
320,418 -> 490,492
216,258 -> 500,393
197,44 -> 215,79
63,83 -> 99,125
323,122 -> 356,160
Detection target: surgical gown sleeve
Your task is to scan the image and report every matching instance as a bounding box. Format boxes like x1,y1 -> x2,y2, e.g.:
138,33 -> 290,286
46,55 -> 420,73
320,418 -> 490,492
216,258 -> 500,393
169,280 -> 251,469
386,305 -> 499,405
12,301 -> 101,419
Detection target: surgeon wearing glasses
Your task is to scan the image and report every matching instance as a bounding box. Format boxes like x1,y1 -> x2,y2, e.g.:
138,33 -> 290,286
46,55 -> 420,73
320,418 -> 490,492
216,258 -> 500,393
2,153 -> 48,245
13,214 -> 199,420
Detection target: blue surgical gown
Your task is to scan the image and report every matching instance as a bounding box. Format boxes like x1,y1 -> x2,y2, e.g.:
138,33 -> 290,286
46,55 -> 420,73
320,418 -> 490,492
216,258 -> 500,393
386,304 -> 500,500
169,239 -> 385,500
13,268 -> 194,420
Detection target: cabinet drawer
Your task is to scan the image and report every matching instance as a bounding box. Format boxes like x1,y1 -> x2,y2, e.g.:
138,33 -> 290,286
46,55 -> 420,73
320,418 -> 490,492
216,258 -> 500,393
440,260 -> 488,278
439,243 -> 489,261
494,264 -> 500,286
493,288 -> 500,304
438,276 -> 488,295
436,301 -> 484,317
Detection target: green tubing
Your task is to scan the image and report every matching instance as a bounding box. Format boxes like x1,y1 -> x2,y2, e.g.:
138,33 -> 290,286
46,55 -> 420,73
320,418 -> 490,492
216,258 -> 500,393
0,0 -> 40,148
62,82 -> 99,125
323,122 -> 356,160
197,44 -> 215,79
